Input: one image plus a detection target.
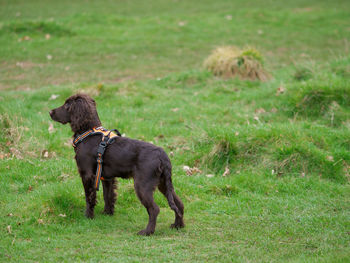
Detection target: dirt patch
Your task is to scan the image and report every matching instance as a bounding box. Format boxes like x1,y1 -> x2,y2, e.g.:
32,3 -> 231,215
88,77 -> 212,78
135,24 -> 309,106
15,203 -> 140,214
293,7 -> 314,13
15,61 -> 44,69
11,74 -> 26,80
0,83 -> 11,90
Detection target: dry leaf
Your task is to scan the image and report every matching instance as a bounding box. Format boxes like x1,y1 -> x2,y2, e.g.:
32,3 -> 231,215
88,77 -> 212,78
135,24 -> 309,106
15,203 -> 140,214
190,167 -> 201,175
45,34 -> 51,40
225,15 -> 232,20
222,166 -> 230,177
42,150 -> 49,158
276,85 -> 286,96
64,139 -> 73,147
37,219 -> 44,224
49,94 -> 59,100
326,156 -> 334,162
206,174 -> 215,178
58,214 -> 66,218
271,107 -> 278,113
235,131 -> 239,136
18,36 -> 31,42
6,225 -> 12,234
330,101 -> 340,110
182,146 -> 191,151
178,21 -> 187,26
183,165 -> 201,176
183,165 -> 190,171
48,123 -> 55,133
60,173 -> 70,180
46,54 -> 53,60
255,108 -> 266,114
10,148 -> 23,159
171,108 -> 179,112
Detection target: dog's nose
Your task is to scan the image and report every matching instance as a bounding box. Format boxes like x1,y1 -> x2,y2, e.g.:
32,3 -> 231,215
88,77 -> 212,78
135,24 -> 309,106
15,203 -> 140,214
49,110 -> 54,117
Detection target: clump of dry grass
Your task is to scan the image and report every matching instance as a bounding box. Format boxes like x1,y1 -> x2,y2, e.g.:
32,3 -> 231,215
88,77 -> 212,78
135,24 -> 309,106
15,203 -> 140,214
0,113 -> 40,159
204,46 -> 271,81
0,113 -> 23,158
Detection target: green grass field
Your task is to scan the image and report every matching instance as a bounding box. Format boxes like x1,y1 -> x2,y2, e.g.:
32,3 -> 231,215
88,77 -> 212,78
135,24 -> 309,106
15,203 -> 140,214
1,0 -> 350,262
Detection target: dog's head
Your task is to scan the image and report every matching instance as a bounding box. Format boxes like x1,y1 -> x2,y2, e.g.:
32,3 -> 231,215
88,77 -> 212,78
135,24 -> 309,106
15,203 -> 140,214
50,94 -> 101,133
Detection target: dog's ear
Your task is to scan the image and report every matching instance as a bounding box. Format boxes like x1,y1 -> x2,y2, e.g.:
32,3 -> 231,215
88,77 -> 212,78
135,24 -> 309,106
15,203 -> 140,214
68,97 -> 94,133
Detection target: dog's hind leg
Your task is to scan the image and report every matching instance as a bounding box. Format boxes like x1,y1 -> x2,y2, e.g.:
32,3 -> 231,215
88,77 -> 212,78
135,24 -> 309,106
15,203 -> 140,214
134,175 -> 160,236
158,178 -> 185,229
102,178 -> 117,215
170,191 -> 185,229
158,155 -> 185,229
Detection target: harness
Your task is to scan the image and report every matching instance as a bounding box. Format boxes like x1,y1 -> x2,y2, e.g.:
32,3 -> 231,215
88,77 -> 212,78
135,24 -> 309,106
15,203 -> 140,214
73,126 -> 121,191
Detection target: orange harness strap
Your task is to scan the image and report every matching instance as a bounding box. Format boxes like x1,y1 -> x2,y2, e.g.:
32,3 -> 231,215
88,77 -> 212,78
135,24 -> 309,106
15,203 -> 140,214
73,127 -> 121,191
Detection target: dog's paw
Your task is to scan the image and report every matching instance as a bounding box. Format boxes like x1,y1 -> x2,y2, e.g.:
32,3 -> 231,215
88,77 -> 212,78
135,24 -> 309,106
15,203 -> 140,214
102,209 -> 114,216
170,222 -> 185,229
137,229 -> 154,236
85,211 -> 94,219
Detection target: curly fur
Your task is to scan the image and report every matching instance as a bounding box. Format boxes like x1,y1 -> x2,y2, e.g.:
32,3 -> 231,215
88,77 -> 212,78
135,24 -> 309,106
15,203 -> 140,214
68,94 -> 102,135
50,94 -> 184,235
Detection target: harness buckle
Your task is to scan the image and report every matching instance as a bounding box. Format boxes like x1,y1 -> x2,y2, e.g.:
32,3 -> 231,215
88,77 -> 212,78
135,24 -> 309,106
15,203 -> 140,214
97,140 -> 107,155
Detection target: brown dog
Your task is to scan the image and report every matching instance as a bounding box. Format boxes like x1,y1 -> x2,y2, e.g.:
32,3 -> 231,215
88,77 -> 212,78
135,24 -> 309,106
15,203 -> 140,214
50,94 -> 184,235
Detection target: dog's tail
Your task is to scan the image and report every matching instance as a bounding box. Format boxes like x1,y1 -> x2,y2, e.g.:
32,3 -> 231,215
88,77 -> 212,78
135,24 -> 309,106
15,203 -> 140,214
160,154 -> 183,218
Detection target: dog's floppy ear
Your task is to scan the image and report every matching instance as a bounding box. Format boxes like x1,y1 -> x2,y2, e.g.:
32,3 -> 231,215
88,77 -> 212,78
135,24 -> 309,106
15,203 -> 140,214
68,96 -> 95,133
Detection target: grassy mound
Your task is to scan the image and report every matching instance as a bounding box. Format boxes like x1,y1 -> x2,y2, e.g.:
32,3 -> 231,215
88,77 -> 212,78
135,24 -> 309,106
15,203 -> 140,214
195,130 -> 238,173
203,46 -> 271,81
284,78 -> 350,126
192,125 -> 348,183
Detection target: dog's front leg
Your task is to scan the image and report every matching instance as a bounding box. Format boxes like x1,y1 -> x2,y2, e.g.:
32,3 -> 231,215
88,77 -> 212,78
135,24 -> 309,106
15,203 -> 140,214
81,174 -> 97,219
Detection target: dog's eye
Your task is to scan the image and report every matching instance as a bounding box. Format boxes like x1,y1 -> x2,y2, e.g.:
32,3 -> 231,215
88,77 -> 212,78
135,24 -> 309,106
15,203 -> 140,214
64,103 -> 70,110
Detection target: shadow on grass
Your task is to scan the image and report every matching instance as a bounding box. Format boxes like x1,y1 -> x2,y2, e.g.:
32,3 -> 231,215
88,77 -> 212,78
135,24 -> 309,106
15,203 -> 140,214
0,20 -> 74,37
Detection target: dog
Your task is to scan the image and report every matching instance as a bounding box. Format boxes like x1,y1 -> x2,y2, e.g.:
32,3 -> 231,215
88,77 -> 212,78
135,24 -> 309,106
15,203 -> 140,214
49,94 -> 184,235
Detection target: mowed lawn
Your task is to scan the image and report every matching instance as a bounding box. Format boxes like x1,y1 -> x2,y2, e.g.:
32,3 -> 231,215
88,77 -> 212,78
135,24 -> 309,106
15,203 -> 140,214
0,0 -> 350,262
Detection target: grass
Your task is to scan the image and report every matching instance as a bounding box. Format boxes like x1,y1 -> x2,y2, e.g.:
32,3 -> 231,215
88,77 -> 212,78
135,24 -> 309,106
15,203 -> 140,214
1,0 -> 350,262
203,46 -> 270,80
